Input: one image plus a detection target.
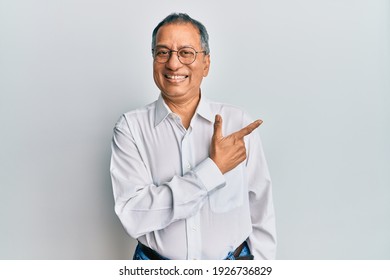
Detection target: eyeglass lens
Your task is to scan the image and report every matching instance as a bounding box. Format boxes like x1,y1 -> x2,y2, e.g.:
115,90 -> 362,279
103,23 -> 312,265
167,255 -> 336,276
153,47 -> 197,65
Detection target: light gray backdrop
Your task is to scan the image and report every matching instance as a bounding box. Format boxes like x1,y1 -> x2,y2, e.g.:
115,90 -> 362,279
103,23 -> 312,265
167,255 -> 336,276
0,0 -> 389,259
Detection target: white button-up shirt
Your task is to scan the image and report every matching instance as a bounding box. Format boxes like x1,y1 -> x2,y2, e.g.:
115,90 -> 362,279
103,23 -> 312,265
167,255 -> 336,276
110,94 -> 276,259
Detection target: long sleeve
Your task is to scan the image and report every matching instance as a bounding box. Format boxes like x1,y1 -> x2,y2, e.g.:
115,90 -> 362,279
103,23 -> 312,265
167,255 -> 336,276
245,128 -> 277,259
110,116 -> 226,239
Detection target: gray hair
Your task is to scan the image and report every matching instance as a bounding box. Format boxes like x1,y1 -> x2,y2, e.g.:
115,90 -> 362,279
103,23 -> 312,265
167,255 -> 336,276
151,13 -> 210,55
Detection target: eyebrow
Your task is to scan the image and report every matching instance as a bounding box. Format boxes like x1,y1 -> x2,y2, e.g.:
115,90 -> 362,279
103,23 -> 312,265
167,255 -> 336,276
154,44 -> 196,49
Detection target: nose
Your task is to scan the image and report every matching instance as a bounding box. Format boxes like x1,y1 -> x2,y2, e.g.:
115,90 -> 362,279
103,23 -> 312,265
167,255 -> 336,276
165,51 -> 182,70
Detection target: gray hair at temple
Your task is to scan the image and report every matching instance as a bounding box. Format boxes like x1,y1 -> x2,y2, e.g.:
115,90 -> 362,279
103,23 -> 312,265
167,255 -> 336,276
151,13 -> 210,55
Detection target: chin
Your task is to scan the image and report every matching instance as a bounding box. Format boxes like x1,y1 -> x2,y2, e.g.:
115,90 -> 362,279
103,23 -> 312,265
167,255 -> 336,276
162,90 -> 186,98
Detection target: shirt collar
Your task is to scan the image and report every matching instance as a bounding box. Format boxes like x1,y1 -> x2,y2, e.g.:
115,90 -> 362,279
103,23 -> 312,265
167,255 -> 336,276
196,95 -> 214,123
155,94 -> 171,127
154,92 -> 214,127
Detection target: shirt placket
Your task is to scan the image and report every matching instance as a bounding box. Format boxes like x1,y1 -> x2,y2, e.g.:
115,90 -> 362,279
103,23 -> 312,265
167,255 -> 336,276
181,126 -> 202,260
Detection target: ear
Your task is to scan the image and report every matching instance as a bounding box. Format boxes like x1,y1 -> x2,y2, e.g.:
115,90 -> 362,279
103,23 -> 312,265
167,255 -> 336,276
202,54 -> 210,77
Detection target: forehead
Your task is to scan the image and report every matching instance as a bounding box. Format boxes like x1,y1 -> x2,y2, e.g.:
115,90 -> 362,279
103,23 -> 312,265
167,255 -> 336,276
155,23 -> 201,47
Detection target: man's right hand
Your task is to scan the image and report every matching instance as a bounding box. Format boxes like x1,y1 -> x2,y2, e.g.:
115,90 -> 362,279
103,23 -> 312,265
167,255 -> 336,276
210,114 -> 262,174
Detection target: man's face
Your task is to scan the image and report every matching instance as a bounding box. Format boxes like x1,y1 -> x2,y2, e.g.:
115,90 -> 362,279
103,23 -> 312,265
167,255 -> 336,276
153,23 -> 210,103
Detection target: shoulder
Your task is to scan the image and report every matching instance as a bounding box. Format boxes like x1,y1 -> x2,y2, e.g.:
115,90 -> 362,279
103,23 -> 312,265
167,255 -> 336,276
207,99 -> 244,113
207,99 -> 254,123
114,100 -> 157,131
205,98 -> 256,134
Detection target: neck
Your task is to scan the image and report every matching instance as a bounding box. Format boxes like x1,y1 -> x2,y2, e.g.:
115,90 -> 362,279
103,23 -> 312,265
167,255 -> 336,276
162,92 -> 201,129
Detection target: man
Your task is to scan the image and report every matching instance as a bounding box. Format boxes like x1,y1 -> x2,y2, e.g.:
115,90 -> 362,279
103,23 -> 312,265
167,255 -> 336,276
110,13 -> 276,260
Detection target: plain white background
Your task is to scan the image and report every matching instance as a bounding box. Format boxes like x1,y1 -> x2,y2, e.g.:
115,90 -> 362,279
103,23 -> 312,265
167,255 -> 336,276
0,0 -> 389,259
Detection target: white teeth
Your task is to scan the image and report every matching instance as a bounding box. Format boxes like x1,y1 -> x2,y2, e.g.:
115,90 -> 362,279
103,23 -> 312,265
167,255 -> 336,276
166,75 -> 187,79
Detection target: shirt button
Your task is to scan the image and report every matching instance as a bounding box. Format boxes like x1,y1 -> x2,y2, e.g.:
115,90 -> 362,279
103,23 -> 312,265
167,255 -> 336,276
187,163 -> 191,170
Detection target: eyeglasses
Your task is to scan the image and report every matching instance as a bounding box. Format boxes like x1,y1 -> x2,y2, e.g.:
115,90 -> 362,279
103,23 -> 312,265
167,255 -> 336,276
152,46 -> 206,65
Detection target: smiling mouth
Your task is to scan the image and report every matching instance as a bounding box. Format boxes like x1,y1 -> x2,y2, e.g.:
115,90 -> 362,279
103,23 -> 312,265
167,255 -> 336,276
164,74 -> 188,82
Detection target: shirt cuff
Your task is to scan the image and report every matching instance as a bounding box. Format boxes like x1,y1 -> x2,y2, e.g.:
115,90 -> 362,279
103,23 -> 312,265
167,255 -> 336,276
194,158 -> 226,192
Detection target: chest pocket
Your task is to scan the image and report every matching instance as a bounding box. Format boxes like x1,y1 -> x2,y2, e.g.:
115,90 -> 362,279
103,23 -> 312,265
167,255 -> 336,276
208,165 -> 245,213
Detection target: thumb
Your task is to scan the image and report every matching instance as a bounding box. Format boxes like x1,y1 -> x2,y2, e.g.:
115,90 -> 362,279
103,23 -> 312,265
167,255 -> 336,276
213,114 -> 223,138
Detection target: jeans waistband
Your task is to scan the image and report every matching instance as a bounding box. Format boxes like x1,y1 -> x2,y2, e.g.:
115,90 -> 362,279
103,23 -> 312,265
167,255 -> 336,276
134,241 -> 254,260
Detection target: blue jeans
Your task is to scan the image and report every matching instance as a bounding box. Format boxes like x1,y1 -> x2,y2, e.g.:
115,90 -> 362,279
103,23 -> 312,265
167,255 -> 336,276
133,242 -> 252,260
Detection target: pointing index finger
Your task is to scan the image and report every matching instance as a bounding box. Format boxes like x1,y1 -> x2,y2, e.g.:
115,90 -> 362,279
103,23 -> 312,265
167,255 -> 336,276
234,119 -> 263,139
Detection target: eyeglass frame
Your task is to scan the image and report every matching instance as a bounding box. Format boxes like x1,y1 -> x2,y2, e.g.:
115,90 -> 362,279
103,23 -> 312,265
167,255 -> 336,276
152,46 -> 206,65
